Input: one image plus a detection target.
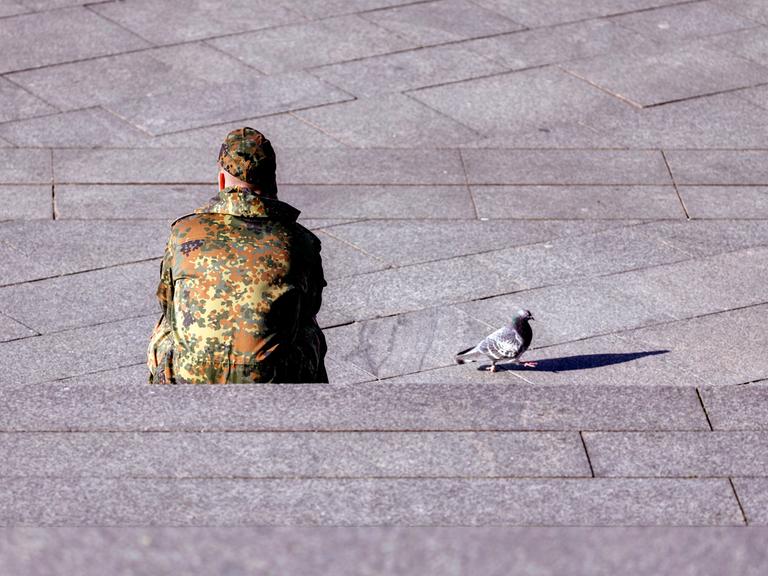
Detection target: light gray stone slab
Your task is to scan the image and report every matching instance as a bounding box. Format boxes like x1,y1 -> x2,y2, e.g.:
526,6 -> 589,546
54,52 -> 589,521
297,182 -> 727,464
0,220 -> 167,285
90,0 -> 304,45
461,149 -> 671,185
105,73 -> 352,136
411,67 -> 629,137
0,315 -> 155,385
585,431 -> 768,477
325,220 -> 633,266
1,527 -> 767,576
709,26 -> 768,67
208,15 -> 413,74
56,363 -> 148,385
311,44 -> 506,98
624,304 -> 768,386
55,184 -> 216,220
643,220 -> 768,257
471,0 -> 696,27
0,313 -> 36,343
609,1 -> 757,43
0,77 -> 53,123
732,479 -> 768,525
280,0 -> 428,18
0,477 -> 739,525
0,149 -> 51,183
562,41 -> 768,108
0,108 -> 151,148
0,431 -> 588,478
681,186 -> 768,218
0,185 -> 51,219
0,1 -> 28,17
325,306 -> 493,378
53,148 -> 215,184
736,83 -> 768,112
0,382 -> 710,431
472,185 -> 684,219
361,0 -> 524,46
462,19 -> 651,70
324,356 -> 376,384
315,231 -> 390,280
279,185 -> 473,218
715,0 -> 768,26
277,149 -> 465,185
0,7 -> 148,74
701,384 -> 768,430
294,93 -> 481,147
463,121 -> 622,149
0,260 -> 157,334
6,43 -> 264,112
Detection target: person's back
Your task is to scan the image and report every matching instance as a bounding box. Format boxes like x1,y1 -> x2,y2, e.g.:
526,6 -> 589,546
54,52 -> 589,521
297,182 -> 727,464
147,128 -> 327,383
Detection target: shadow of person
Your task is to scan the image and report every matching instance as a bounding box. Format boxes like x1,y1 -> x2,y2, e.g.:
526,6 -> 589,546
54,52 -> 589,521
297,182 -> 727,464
481,350 -> 669,372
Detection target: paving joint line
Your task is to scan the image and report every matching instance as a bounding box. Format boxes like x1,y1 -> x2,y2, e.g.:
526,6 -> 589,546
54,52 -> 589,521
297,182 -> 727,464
457,148 -> 479,219
696,388 -> 715,431
0,256 -> 161,289
49,148 -> 56,220
83,3 -> 158,48
579,431 -> 595,478
728,477 -> 749,525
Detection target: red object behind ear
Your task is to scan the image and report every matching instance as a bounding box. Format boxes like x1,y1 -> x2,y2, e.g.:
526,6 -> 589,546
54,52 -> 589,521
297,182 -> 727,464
218,171 -> 226,191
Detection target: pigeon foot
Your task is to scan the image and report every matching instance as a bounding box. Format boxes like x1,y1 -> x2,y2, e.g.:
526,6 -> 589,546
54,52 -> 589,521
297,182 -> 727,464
487,365 -> 498,372
523,361 -> 537,368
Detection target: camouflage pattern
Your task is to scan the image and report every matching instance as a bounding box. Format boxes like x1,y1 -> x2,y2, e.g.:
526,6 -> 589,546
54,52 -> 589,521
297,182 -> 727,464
217,127 -> 277,196
147,185 -> 327,384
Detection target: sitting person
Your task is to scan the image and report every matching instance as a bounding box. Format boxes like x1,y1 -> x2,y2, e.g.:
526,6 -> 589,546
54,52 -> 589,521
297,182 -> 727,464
147,127 -> 327,383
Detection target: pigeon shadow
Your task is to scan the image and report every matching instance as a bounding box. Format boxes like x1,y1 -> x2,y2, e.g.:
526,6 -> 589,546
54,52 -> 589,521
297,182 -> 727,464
480,350 -> 669,372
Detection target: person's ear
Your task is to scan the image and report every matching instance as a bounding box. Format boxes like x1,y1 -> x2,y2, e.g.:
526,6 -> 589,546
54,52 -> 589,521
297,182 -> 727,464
218,171 -> 226,191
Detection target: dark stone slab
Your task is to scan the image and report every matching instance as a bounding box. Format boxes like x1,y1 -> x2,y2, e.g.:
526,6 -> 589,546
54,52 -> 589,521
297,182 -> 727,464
0,149 -> 51,184
0,185 -> 51,220
311,44 -> 506,98
0,477 -> 739,525
1,527 -> 766,576
562,41 -> 768,108
0,7 -> 148,74
0,431 -> 588,478
585,431 -> 768,477
472,185 -> 683,219
294,93 -> 481,147
89,0 -> 304,45
461,149 -> 671,185
0,382 -> 709,431
208,15 -> 413,74
700,384 -> 768,431
361,0 -> 524,46
0,77 -> 53,123
104,73 -> 352,136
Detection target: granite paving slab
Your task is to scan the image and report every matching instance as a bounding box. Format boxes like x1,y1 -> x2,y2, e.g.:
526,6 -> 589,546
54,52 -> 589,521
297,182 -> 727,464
208,15 -> 413,74
53,148 -> 215,184
732,479 -> 768,525
709,26 -> 768,67
736,83 -> 768,111
55,184 -> 216,220
609,1 -> 757,43
311,44 -> 506,98
411,67 -> 630,137
0,313 -> 36,343
279,0 -> 431,19
462,19 -> 651,70
324,355 -> 377,384
461,149 -> 671,185
0,77 -> 54,123
294,93 -> 482,147
0,260 -> 157,334
680,186 -> 768,218
105,73 -> 352,136
1,527 -> 767,576
276,149 -> 465,185
0,185 -> 51,220
0,108 -> 151,148
472,185 -> 683,219
278,185 -> 473,219
89,0 -> 305,45
0,315 -> 155,385
700,384 -> 768,431
0,7 -> 148,74
0,431 -> 589,478
56,362 -> 148,386
562,41 -> 768,108
6,43 -> 264,112
643,220 -> 768,258
0,149 -> 51,183
313,230 -> 390,280
0,382 -> 709,431
715,0 -> 768,26
584,431 -> 768,477
0,0 -> 28,17
360,0 -> 525,46
0,477 -> 740,525
462,121 -> 622,149
324,306 -> 493,378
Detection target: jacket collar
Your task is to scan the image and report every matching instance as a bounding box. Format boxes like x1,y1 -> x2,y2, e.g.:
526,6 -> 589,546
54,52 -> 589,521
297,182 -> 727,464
194,186 -> 300,221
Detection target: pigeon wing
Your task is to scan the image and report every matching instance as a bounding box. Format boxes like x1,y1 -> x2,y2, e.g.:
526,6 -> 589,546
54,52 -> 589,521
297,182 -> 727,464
478,324 -> 526,361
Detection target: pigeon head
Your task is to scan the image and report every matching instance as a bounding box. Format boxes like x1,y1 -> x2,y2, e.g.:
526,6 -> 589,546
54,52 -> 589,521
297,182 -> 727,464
515,309 -> 534,322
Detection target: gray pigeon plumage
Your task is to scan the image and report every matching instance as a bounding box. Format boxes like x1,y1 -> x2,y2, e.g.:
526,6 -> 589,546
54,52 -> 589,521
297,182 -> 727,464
455,309 -> 535,372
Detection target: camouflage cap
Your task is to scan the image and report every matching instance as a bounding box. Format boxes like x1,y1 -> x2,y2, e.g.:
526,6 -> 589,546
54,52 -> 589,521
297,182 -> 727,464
218,127 -> 277,195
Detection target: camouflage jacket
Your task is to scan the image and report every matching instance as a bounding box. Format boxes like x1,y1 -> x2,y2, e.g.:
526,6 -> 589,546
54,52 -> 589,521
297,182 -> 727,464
147,186 -> 328,384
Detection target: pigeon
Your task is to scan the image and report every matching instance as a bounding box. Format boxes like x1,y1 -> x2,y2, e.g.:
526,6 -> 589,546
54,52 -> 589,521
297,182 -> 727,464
455,309 -> 536,372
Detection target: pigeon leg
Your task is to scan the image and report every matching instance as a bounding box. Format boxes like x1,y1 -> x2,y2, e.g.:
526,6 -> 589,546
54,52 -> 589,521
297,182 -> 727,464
487,361 -> 498,372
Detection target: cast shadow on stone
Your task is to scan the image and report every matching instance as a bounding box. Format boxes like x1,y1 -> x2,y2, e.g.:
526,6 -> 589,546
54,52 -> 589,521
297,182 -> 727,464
480,350 -> 669,372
